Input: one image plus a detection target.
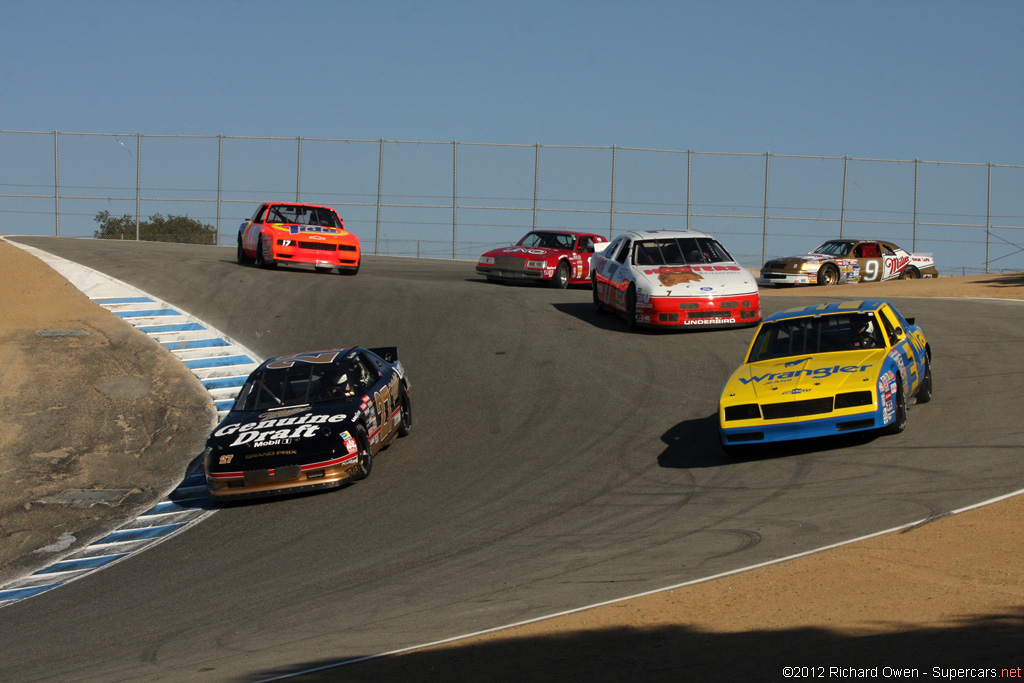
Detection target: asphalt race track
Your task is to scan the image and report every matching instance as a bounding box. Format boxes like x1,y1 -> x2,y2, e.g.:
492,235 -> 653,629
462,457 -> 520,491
3,237 -> 1023,682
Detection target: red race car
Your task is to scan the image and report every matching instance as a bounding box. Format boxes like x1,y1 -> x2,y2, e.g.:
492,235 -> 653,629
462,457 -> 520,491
476,230 -> 609,288
237,202 -> 361,274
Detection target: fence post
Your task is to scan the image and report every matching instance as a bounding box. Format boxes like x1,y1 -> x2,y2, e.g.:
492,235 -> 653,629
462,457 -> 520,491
135,133 -> 142,241
986,163 -> 992,274
532,143 -> 540,231
912,159 -> 919,251
295,135 -> 303,202
452,140 -> 458,259
216,134 -> 224,245
375,138 -> 384,256
840,156 -> 849,238
53,131 -> 60,237
609,144 -> 617,239
686,150 -> 692,231
761,152 -> 771,265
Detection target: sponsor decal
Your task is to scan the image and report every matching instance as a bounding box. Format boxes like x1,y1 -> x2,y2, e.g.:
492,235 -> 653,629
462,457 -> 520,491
739,364 -> 873,384
783,387 -> 812,395
287,226 -> 339,235
214,413 -> 350,447
501,247 -> 546,255
885,254 -> 910,273
683,318 -> 737,326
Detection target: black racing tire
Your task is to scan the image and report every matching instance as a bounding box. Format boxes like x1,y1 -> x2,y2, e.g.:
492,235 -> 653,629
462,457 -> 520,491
817,263 -> 839,286
350,426 -> 372,481
254,237 -> 275,268
397,385 -> 412,437
883,378 -> 908,435
916,362 -> 933,404
551,260 -> 570,289
626,284 -> 638,331
592,277 -> 609,314
236,235 -> 252,265
900,266 -> 921,280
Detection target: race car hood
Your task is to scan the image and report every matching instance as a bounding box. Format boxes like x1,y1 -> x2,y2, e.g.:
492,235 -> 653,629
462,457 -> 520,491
266,223 -> 350,237
481,245 -> 567,259
633,264 -> 758,296
205,401 -> 361,473
765,253 -> 832,266
724,350 -> 886,403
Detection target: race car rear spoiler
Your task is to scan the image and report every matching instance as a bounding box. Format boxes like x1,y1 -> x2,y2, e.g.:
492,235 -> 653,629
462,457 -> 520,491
369,346 -> 398,363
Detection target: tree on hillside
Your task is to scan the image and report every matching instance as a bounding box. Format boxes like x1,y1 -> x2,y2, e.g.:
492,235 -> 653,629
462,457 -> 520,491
93,211 -> 217,245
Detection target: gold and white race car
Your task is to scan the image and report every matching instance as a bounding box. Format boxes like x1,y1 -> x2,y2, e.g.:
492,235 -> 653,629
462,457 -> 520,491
758,239 -> 938,287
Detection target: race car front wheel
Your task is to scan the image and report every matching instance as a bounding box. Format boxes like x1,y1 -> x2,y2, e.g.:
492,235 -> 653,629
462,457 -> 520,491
551,261 -> 570,289
817,264 -> 839,286
883,378 -> 908,435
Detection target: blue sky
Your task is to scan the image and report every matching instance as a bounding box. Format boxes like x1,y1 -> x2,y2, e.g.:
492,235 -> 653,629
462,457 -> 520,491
3,0 -> 1021,164
2,1 -> 1023,272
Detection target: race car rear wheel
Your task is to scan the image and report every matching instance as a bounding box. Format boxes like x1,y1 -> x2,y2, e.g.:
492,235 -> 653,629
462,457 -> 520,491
551,260 -> 570,289
351,426 -> 372,481
626,284 -> 638,331
900,266 -> 920,280
916,363 -> 933,404
592,277 -> 609,314
236,235 -> 252,265
883,378 -> 908,435
397,385 -> 412,437
817,263 -> 839,286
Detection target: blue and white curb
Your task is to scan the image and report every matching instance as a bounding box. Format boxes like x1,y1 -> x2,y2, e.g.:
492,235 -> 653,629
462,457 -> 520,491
0,238 -> 264,608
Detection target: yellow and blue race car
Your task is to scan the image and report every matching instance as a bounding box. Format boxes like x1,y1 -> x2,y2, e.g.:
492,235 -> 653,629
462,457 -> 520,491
719,300 -> 932,451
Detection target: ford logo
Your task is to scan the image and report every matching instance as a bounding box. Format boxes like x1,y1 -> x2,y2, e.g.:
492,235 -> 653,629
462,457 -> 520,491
700,287 -> 713,291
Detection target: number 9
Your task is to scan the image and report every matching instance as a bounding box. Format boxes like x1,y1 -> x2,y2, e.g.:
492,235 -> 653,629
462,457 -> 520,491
864,260 -> 879,281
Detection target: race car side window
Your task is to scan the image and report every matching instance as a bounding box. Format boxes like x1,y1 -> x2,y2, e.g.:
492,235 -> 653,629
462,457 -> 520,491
251,204 -> 268,222
615,240 -> 631,264
882,243 -> 896,256
877,310 -> 900,346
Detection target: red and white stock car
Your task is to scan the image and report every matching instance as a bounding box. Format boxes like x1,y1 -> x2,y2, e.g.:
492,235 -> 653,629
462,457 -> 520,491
476,230 -> 608,289
592,229 -> 761,330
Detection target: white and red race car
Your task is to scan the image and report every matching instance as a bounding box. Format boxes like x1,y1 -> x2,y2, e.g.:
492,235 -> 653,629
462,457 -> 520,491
758,239 -> 938,287
476,230 -> 609,289
591,229 -> 761,330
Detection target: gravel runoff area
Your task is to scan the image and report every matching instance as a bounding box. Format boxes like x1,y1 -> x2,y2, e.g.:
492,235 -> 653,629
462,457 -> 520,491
2,238 -> 1022,680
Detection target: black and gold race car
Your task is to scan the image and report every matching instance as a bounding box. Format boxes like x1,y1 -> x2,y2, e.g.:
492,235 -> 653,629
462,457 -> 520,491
204,347 -> 411,500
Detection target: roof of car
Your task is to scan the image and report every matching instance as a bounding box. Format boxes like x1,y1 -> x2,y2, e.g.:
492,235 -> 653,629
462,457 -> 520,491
619,229 -> 715,240
529,229 -> 606,238
765,300 -> 890,323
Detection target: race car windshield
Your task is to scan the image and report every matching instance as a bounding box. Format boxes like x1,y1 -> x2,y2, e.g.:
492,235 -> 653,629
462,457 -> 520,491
234,362 -> 358,411
812,241 -> 854,256
519,232 -> 576,250
747,312 -> 885,362
266,205 -> 342,228
633,237 -> 733,266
